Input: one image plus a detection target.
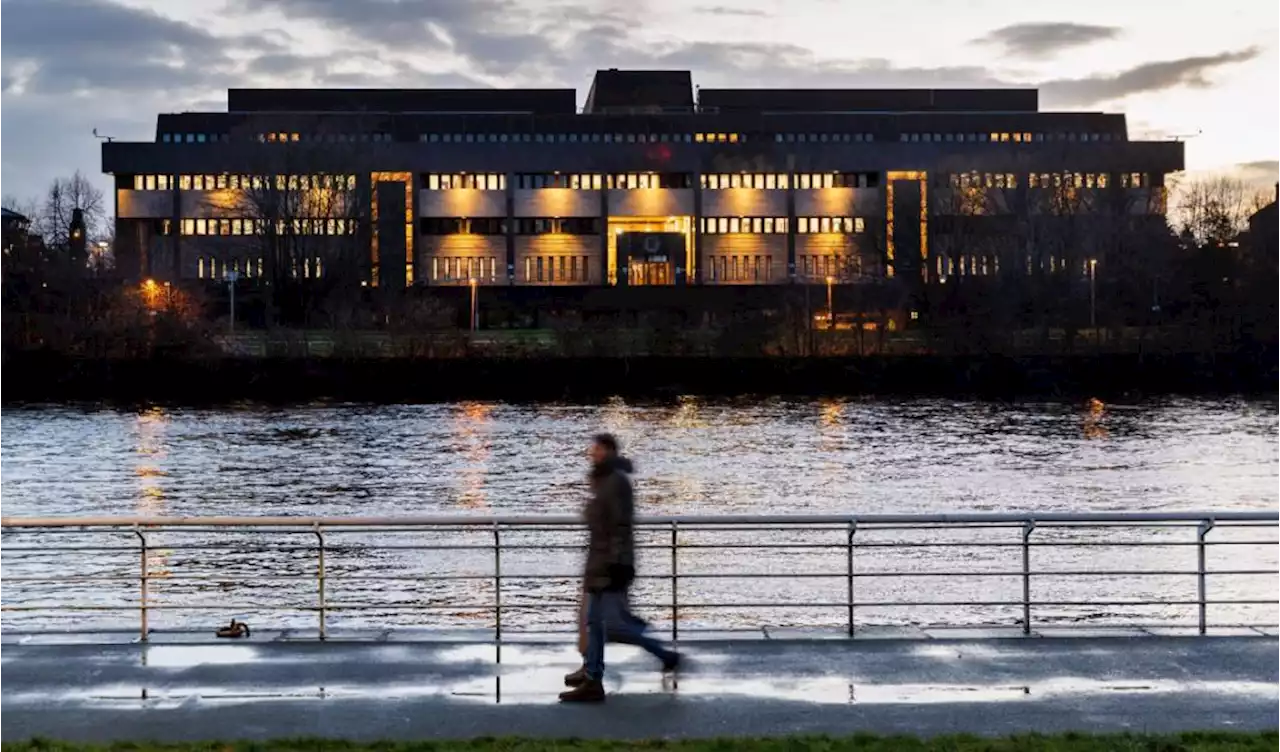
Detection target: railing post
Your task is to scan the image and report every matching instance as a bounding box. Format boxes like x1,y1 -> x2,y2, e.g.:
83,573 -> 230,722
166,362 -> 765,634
134,528 -> 148,642
670,522 -> 679,644
493,523 -> 502,648
1021,521 -> 1035,635
846,521 -> 857,638
315,526 -> 326,640
1197,518 -> 1214,635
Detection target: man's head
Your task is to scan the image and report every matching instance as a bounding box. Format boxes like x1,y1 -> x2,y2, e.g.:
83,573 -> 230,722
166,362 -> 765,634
589,433 -> 619,465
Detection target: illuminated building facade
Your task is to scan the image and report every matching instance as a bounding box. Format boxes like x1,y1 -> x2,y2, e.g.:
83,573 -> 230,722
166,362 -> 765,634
103,69 -> 1183,287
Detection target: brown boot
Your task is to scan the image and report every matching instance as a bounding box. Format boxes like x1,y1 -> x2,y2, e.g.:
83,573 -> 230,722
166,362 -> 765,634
564,665 -> 587,687
558,678 -> 605,703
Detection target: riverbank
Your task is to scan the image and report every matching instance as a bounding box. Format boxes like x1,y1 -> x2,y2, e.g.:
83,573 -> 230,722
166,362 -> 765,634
3,350 -> 1276,403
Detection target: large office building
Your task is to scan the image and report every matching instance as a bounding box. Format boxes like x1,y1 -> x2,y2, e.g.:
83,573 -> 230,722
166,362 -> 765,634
103,69 -> 1183,289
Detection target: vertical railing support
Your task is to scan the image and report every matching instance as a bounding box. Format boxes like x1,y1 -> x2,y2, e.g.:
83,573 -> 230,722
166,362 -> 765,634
846,521 -> 857,638
493,523 -> 503,649
670,522 -> 679,644
1021,521 -> 1036,635
134,528 -> 149,642
1197,518 -> 1215,635
315,526 -> 327,640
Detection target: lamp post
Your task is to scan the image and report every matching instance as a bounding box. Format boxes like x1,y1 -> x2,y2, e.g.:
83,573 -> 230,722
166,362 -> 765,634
227,270 -> 240,336
469,277 -> 478,332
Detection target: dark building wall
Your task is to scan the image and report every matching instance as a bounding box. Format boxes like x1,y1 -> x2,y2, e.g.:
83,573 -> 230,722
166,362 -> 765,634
227,88 -> 577,114
105,140 -> 1184,176
698,88 -> 1039,113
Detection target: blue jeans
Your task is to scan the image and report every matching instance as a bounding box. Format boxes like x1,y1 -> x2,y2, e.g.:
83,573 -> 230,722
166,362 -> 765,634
584,590 -> 674,681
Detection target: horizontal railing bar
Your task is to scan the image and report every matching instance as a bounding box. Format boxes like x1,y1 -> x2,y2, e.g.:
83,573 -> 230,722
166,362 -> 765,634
7,569 -> 1275,585
3,511 -> 1275,528
4,621 -> 1276,638
7,599 -> 1274,613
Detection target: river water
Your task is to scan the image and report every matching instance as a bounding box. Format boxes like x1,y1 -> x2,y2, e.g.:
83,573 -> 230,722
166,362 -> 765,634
2,397 -> 1276,635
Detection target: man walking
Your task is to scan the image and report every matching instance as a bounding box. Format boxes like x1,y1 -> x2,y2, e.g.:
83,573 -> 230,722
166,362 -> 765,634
559,433 -> 680,703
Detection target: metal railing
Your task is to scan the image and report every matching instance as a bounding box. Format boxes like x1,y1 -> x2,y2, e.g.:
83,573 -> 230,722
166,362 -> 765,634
1,511 -> 1276,641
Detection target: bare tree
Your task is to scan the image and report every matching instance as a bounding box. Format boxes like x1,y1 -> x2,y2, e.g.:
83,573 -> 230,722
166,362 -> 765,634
34,171 -> 106,248
232,143 -> 369,326
1173,175 -> 1272,246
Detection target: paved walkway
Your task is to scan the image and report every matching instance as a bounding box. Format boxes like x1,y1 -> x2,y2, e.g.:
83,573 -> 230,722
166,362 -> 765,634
2,636 -> 1277,741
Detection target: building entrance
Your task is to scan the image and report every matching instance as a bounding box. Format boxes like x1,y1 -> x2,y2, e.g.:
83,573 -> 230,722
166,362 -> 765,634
607,216 -> 693,286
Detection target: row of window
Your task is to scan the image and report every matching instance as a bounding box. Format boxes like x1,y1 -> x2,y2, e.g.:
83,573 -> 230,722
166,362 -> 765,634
700,173 -> 880,189
160,133 -> 391,144
937,255 -> 1000,278
698,216 -> 866,234
166,218 -> 359,236
159,130 -> 1123,147
425,173 -> 507,190
195,256 -> 328,279
196,256 -> 264,279
903,132 -> 1121,144
798,255 -> 856,279
431,256 -> 500,282
420,132 -> 750,145
132,170 -> 1151,195
419,217 -> 603,235
258,132 -> 393,143
707,255 -> 774,282
132,174 -> 358,191
946,172 -> 1152,190
525,255 -> 592,283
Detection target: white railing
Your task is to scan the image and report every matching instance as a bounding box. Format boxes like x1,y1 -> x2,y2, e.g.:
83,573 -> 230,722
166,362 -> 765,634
1,512 -> 1276,641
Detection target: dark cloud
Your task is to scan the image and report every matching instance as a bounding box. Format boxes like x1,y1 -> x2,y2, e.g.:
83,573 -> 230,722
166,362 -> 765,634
1,0 -> 287,95
1236,160 -> 1279,187
974,22 -> 1121,59
1041,48 -> 1261,107
243,0 -> 512,47
1,0 -> 1271,214
695,6 -> 769,16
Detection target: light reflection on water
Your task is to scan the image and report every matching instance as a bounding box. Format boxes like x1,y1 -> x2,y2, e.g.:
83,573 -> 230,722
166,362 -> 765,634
1,397 -> 1276,634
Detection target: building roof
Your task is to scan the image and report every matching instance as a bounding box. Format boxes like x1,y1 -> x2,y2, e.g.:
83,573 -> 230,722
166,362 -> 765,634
584,70 -> 695,113
2,207 -> 29,222
226,88 -> 577,115
698,88 -> 1039,113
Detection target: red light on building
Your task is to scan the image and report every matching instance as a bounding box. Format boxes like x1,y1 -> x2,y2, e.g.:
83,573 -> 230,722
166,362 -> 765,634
645,143 -> 673,163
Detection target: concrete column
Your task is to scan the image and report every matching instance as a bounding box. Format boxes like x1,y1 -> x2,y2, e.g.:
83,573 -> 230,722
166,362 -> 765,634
786,175 -> 797,283
376,181 -> 407,290
599,186 -> 609,287
691,172 -> 703,285
505,171 -> 516,285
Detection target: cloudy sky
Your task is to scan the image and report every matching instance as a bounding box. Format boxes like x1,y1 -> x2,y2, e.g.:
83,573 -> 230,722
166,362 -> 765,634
2,0 -> 1277,203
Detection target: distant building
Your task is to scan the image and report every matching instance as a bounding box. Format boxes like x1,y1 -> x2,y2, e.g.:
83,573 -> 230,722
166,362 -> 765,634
102,69 -> 1183,288
1246,184 -> 1278,263
3,207 -> 45,260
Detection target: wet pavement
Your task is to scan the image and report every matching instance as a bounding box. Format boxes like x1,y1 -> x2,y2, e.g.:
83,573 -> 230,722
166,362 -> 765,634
2,636 -> 1277,741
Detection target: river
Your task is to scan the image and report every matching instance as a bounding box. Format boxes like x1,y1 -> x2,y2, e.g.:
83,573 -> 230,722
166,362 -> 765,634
2,397 -> 1276,635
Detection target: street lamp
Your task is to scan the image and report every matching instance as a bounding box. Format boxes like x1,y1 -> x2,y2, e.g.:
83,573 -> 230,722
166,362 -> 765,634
227,270 -> 241,335
469,277 -> 478,332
